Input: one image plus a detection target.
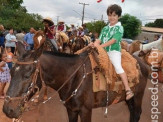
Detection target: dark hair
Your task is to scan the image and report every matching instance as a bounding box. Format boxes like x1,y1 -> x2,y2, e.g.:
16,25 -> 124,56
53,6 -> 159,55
43,20 -> 54,26
107,4 -> 122,17
9,28 -> 13,31
82,24 -> 86,27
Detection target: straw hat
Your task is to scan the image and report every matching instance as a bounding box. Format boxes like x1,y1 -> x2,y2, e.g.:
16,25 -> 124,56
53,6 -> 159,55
79,26 -> 83,29
43,17 -> 54,25
58,20 -> 64,23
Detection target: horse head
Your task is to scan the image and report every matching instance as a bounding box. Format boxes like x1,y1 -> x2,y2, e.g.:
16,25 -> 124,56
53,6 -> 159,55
33,30 -> 46,50
72,37 -> 85,53
3,42 -> 43,119
138,48 -> 163,67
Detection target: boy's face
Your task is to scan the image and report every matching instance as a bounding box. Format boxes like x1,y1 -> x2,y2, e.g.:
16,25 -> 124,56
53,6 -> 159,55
108,12 -> 120,26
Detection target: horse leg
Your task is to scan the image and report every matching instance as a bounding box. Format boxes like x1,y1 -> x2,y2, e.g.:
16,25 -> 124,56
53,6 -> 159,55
126,93 -> 143,122
66,108 -> 78,122
79,107 -> 92,122
126,97 -> 136,122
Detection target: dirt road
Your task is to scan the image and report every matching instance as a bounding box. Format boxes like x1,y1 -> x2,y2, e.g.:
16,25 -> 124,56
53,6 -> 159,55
0,80 -> 163,122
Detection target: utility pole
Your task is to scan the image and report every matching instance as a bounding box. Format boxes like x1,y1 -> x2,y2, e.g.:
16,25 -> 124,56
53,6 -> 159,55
79,2 -> 89,25
56,16 -> 60,25
101,14 -> 103,21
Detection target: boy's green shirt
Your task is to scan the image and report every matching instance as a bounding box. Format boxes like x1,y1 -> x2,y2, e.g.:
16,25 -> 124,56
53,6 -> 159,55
99,22 -> 124,52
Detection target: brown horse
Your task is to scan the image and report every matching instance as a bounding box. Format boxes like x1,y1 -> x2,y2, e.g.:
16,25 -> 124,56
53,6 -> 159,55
55,31 -> 70,52
127,39 -> 163,54
138,49 -> 163,83
72,37 -> 86,53
3,42 -> 149,122
33,30 -> 58,52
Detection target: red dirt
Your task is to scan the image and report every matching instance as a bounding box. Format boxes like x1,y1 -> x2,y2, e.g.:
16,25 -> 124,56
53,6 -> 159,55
0,80 -> 163,122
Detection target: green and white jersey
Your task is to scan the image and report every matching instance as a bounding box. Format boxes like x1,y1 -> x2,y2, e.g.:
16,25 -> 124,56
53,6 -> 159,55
99,22 -> 124,52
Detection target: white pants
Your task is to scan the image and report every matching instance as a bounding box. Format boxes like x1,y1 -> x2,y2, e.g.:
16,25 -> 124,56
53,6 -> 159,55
107,51 -> 124,74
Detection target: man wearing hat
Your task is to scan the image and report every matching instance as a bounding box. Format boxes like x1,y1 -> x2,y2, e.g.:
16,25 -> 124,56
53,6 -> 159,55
77,26 -> 84,37
43,17 -> 58,50
57,21 -> 66,32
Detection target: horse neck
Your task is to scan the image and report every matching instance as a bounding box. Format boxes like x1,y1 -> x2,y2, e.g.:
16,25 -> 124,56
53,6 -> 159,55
40,53 -> 82,94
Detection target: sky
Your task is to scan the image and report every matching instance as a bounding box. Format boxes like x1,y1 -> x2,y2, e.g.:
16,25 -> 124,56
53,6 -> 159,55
22,0 -> 163,26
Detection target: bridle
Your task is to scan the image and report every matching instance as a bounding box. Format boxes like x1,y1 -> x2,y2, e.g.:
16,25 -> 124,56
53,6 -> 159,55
5,54 -> 92,105
5,60 -> 42,104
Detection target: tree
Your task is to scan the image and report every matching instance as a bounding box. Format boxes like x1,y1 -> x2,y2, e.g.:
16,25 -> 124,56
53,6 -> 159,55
119,14 -> 142,39
145,19 -> 163,28
0,0 -> 23,9
86,21 -> 107,34
0,0 -> 43,32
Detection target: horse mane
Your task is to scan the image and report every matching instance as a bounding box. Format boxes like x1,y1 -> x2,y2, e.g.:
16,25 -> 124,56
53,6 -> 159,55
43,51 -> 79,58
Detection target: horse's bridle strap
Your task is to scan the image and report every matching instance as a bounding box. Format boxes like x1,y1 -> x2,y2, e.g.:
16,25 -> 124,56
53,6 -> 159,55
5,60 -> 41,102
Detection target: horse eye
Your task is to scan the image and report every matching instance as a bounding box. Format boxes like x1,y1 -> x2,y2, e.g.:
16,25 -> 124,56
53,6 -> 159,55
24,75 -> 30,79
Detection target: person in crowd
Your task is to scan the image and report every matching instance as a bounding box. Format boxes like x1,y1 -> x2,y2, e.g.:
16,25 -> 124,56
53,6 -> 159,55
43,17 -> 58,50
5,47 -> 13,69
77,27 -> 84,37
154,34 -> 160,41
142,37 -> 149,44
16,30 -> 25,44
0,25 -> 5,48
82,24 -> 89,36
0,53 -> 10,99
57,21 -> 67,32
70,24 -> 77,35
5,28 -> 17,54
89,32 -> 99,42
89,4 -> 134,100
24,27 -> 36,50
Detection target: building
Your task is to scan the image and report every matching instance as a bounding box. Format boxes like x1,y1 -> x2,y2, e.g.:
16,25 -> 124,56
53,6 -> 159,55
135,27 -> 163,42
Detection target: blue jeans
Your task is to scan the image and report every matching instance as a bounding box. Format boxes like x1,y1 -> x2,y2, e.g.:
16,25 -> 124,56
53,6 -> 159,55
50,39 -> 58,50
7,62 -> 12,69
26,44 -> 34,50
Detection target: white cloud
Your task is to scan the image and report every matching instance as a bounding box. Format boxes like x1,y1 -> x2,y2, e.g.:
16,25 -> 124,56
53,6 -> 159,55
23,0 -> 163,26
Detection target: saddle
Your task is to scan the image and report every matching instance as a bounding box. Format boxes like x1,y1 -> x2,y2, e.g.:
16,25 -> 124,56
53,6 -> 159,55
59,31 -> 69,43
75,46 -> 140,93
81,35 -> 91,44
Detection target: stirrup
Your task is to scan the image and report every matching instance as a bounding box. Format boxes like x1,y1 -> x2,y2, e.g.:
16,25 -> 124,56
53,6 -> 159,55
126,90 -> 134,100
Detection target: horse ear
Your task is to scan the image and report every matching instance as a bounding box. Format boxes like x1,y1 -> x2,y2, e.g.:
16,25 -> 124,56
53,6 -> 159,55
17,41 -> 26,57
31,45 -> 43,60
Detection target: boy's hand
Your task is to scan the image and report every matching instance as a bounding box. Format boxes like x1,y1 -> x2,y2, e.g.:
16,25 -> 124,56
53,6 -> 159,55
94,43 -> 100,47
88,42 -> 94,47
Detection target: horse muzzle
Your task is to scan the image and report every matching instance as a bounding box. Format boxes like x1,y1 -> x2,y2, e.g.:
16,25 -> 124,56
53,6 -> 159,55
3,99 -> 24,119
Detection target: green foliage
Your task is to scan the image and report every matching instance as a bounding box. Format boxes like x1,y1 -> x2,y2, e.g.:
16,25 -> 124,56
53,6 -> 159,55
0,0 -> 23,9
119,14 -> 142,39
0,0 -> 43,32
85,21 -> 107,34
145,19 -> 163,28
